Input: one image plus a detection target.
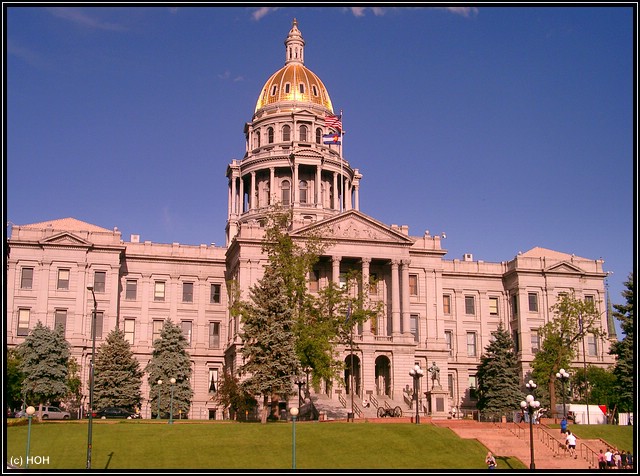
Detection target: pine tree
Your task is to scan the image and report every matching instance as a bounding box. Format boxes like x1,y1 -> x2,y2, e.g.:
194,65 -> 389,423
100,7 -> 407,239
145,319 -> 193,418
476,322 -> 522,416
6,348 -> 25,413
609,273 -> 634,413
94,328 -> 143,411
239,266 -> 299,423
18,321 -> 70,413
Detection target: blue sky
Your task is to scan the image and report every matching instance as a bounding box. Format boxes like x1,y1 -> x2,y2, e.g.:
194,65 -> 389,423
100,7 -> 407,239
5,6 -> 635,326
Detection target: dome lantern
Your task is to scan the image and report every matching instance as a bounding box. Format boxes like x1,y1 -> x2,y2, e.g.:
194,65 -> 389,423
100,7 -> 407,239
285,18 -> 305,65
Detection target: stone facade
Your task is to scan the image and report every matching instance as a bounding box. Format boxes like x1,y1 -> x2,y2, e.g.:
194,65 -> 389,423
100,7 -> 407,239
6,20 -> 615,419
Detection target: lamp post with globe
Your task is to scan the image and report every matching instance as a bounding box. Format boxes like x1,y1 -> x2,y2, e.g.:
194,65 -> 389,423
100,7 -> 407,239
556,369 -> 570,419
521,389 -> 541,469
408,364 -> 424,424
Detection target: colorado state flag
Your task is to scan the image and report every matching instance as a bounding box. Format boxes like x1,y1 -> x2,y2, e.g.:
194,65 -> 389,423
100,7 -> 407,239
323,133 -> 341,145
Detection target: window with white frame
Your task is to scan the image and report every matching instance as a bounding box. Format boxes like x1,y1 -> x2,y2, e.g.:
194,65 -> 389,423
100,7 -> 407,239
469,375 -> 478,399
210,284 -> 221,304
410,314 -> 419,342
531,329 -> 540,354
154,281 -> 165,301
299,180 -> 308,204
528,292 -> 539,312
489,297 -> 499,316
445,330 -> 453,356
208,368 -> 219,393
126,279 -> 137,300
209,322 -> 220,349
466,332 -> 477,357
17,308 -> 30,336
465,295 -> 475,315
281,179 -> 291,206
124,318 -> 135,345
182,282 -> 194,303
57,269 -> 70,290
152,320 -> 163,343
21,267 -> 33,289
181,321 -> 193,346
587,334 -> 598,356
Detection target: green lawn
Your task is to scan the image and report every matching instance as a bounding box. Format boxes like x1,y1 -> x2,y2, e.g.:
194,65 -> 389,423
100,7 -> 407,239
548,423 -> 634,453
6,420 -> 527,470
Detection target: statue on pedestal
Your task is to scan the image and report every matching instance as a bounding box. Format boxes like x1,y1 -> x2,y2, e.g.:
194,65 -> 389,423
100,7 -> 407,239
429,361 -> 441,388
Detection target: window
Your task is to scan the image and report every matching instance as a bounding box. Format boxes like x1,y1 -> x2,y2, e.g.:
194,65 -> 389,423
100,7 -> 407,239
17,308 -> 30,336
209,322 -> 220,349
271,85 -> 277,96
587,334 -> 598,356
443,294 -> 451,315
315,128 -> 322,144
465,295 -> 475,315
339,273 -> 347,289
369,273 -> 378,295
54,309 -> 67,335
154,281 -> 166,302
448,374 -> 454,398
254,131 -> 260,149
268,127 -> 274,144
210,284 -> 221,304
282,124 -> 291,142
299,125 -> 308,142
181,321 -> 193,346
410,314 -> 419,342
57,269 -> 70,290
21,268 -> 33,289
284,83 -> 291,94
152,320 -> 163,343
466,332 -> 477,357
469,375 -> 478,399
309,270 -> 319,292
531,329 -> 540,354
94,311 -> 104,339
208,368 -> 218,393
281,179 -> 291,206
299,83 -> 305,94
445,330 -> 453,356
94,271 -> 106,293
126,280 -> 137,300
299,180 -> 307,204
584,295 -> 595,310
182,282 -> 194,302
489,297 -> 499,316
511,294 -> 519,317
528,293 -> 538,312
409,275 -> 418,296
124,318 -> 135,345
512,330 -> 520,353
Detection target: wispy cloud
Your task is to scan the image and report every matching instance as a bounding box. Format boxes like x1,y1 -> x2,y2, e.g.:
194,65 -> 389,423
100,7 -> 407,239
252,7 -> 280,21
437,7 -> 479,18
218,70 -> 244,82
7,39 -> 49,69
46,7 -> 127,31
349,7 -> 387,17
168,7 -> 179,15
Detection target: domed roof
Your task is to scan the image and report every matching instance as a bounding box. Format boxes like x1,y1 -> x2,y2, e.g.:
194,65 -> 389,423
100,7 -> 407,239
255,19 -> 334,113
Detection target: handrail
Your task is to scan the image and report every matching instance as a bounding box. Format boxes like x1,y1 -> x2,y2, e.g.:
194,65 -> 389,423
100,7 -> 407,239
338,393 -> 347,408
353,402 -> 362,418
384,400 -> 392,410
579,442 -> 598,469
370,395 -> 379,409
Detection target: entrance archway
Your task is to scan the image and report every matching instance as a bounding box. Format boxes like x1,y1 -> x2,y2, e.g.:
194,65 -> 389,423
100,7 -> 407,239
375,355 -> 392,397
344,354 -> 361,396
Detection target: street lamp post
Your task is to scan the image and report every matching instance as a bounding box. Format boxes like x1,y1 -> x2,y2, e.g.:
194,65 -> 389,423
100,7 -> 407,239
290,407 -> 299,469
409,364 -> 424,424
86,286 -> 98,470
521,388 -> 541,470
556,369 -> 570,419
169,378 -> 176,424
156,379 -> 163,419
294,378 -> 305,409
25,406 -> 36,469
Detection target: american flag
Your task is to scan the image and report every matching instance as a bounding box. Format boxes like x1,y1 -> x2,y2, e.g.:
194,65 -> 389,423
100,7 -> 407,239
325,114 -> 342,131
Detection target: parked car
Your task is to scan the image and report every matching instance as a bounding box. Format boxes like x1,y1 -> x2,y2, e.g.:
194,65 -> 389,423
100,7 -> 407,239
15,406 -> 70,420
92,407 -> 138,419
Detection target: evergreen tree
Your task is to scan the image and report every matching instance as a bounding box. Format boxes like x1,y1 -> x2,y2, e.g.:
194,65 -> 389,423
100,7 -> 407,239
239,266 -> 299,423
18,322 -> 70,414
145,319 -> 193,418
64,357 -> 83,417
609,273 -> 634,413
6,348 -> 25,413
476,322 -> 522,415
94,328 -> 143,411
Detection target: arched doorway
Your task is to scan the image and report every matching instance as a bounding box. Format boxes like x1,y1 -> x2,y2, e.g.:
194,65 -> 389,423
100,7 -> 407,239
375,355 -> 392,397
344,354 -> 361,396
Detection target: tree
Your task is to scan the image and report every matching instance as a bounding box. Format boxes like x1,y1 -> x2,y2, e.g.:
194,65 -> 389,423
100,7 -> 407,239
145,319 -> 193,418
18,322 -> 70,416
214,369 -> 258,420
609,273 -> 634,413
572,366 -> 617,414
532,292 -> 604,415
64,357 -> 83,417
94,328 -> 143,411
239,266 -> 299,423
6,348 -> 25,414
476,322 -> 522,416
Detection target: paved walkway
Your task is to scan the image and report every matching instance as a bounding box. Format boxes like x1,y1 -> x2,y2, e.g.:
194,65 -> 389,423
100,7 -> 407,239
432,419 -> 603,470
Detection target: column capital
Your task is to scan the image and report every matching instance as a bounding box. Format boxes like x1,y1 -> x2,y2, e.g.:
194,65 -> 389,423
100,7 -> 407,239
361,257 -> 371,266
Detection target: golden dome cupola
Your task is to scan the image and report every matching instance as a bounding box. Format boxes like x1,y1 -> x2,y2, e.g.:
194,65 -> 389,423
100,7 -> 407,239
255,19 -> 333,113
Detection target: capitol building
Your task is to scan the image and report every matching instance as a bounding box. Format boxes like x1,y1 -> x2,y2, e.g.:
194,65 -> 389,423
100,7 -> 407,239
6,20 -> 616,420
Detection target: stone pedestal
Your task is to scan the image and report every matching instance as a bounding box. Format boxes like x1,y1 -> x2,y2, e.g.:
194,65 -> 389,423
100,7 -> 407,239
425,388 -> 449,419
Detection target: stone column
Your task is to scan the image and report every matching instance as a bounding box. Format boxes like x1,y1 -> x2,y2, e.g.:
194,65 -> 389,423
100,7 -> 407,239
332,172 -> 338,210
269,167 -> 275,206
315,163 -> 322,207
391,260 -> 401,336
231,175 -> 237,215
361,258 -> 372,337
354,183 -> 360,211
250,171 -> 256,210
401,259 -> 411,337
332,256 -> 341,285
238,175 -> 245,214
293,163 -> 299,206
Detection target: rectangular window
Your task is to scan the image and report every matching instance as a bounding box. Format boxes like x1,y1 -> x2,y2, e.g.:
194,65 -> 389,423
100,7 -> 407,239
152,320 -> 163,343
154,281 -> 166,302
183,282 -> 194,302
528,292 -> 539,312
469,375 -> 478,399
448,374 -> 454,398
54,309 -> 67,335
443,294 -> 451,315
181,321 -> 193,346
21,267 -> 33,289
466,332 -> 477,357
409,274 -> 418,296
339,273 -> 347,289
531,329 -> 540,354
57,269 -> 70,290
93,311 -> 104,339
210,283 -> 221,303
17,308 -> 30,336
208,368 -> 219,393
584,295 -> 595,304
369,273 -> 378,295
410,314 -> 419,342
125,280 -> 137,300
465,295 -> 475,315
511,294 -> 519,317
124,318 -> 135,345
94,271 -> 106,293
309,271 -> 319,293
512,330 -> 520,353
209,322 -> 220,349
587,334 -> 598,356
489,297 -> 499,316
445,330 -> 453,356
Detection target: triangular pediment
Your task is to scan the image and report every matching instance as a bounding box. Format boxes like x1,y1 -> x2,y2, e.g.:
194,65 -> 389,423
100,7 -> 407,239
545,261 -> 585,274
22,217 -> 113,233
41,232 -> 92,246
293,210 -> 414,245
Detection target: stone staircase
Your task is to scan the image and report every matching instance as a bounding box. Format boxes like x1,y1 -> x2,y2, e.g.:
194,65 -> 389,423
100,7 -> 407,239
432,419 -> 604,470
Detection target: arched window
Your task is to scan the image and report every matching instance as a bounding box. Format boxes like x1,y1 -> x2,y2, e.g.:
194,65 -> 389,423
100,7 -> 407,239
315,128 -> 322,144
268,127 -> 274,144
254,131 -> 260,149
299,125 -> 308,142
299,180 -> 308,204
299,83 -> 305,94
281,179 -> 291,206
282,125 -> 291,142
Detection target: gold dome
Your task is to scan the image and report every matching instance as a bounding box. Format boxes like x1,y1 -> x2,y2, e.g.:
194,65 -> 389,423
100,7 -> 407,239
255,19 -> 333,113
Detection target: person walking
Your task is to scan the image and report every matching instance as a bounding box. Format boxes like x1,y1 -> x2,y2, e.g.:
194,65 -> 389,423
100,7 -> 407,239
560,416 -> 568,434
598,449 -> 607,470
566,430 -> 577,459
605,448 -> 613,468
485,451 -> 497,470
